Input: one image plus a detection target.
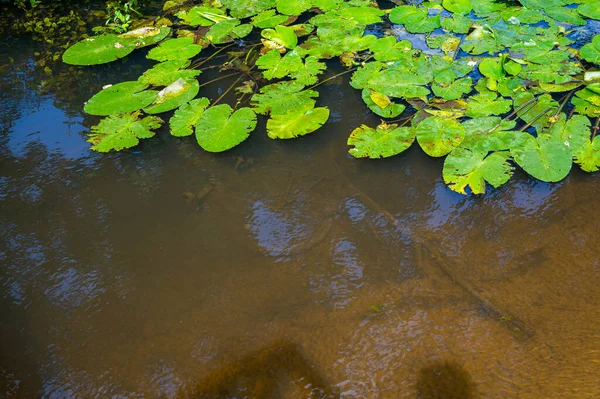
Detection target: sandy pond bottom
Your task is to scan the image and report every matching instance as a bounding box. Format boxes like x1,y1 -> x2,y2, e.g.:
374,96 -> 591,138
1,40 -> 600,398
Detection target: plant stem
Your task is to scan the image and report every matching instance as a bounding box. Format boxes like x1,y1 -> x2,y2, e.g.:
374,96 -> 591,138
519,107 -> 553,132
592,117 -> 600,140
212,75 -> 243,106
488,96 -> 539,134
198,73 -> 239,89
308,68 -> 358,90
193,43 -> 237,69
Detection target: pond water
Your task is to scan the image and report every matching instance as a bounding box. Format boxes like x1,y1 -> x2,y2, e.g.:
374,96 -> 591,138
1,36 -> 600,398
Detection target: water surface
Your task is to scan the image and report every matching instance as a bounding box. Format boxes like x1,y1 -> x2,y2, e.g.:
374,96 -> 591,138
1,36 -> 600,398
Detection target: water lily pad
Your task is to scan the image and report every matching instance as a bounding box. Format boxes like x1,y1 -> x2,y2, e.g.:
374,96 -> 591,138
261,25 -> 298,49
144,78 -> 200,114
87,111 -> 163,152
578,1 -> 600,19
432,77 -> 473,100
170,98 -> 211,137
221,0 -> 276,18
251,81 -> 318,115
361,89 -> 406,118
63,34 -> 136,66
176,6 -> 230,27
147,38 -> 203,61
195,105 -> 257,152
574,136 -> 600,172
416,116 -> 466,157
252,9 -> 290,28
580,35 -> 600,65
266,105 -> 329,139
84,81 -> 158,116
348,123 -> 415,158
443,0 -> 472,14
118,27 -> 171,48
511,134 -> 572,182
138,59 -> 201,86
443,148 -> 513,194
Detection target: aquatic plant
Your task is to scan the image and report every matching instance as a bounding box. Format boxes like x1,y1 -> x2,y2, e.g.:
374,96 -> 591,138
63,0 -> 600,194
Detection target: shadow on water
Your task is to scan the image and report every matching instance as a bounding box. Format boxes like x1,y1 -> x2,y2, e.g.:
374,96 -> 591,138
416,362 -> 473,399
177,341 -> 337,399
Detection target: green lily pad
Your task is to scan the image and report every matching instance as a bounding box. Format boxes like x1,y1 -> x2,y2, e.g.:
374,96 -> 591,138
206,20 -> 252,44
63,34 -> 136,66
176,6 -> 230,27
574,136 -> 600,172
138,59 -> 201,86
147,38 -> 203,62
118,27 -> 171,48
144,78 -> 200,114
170,98 -> 211,137
348,123 -> 415,158
432,77 -> 473,100
578,0 -> 600,19
251,81 -> 318,115
84,81 -> 158,116
416,116 -> 466,157
87,111 -> 163,152
442,0 -> 472,14
361,89 -> 406,119
443,148 -> 513,194
221,0 -> 276,18
266,105 -> 330,139
195,105 -> 257,152
252,9 -> 290,28
389,6 -> 441,33
511,134 -> 572,182
465,92 -> 512,118
262,25 -> 298,49
276,0 -> 312,15
580,35 -> 600,65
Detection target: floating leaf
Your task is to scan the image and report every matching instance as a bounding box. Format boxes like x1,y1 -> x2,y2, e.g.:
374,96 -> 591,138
443,148 -> 513,194
465,92 -> 512,118
580,35 -> 600,65
416,116 -> 465,157
170,98 -> 210,137
63,34 -> 136,65
432,77 -> 472,100
442,0 -> 472,14
574,136 -> 600,172
276,0 -> 312,15
548,114 -> 591,154
361,89 -> 406,118
206,20 -> 253,44
87,111 -> 163,152
147,38 -> 203,61
118,27 -> 171,48
511,134 -> 572,182
252,9 -> 290,28
138,59 -> 201,86
176,6 -> 230,27
84,81 -> 157,116
348,123 -> 415,158
266,105 -> 330,139
251,82 -> 318,115
578,0 -> 600,19
195,105 -> 257,152
221,0 -> 276,19
144,78 -> 200,114
262,25 -> 298,49
389,6 -> 441,33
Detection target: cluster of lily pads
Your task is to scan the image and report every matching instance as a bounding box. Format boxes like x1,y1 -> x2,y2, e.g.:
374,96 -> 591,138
62,0 -> 600,194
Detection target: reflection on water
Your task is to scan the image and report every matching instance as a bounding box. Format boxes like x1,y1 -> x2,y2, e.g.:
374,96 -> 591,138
2,41 -> 600,399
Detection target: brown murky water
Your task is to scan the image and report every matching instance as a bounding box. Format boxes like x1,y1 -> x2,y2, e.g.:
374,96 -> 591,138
1,36 -> 600,398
